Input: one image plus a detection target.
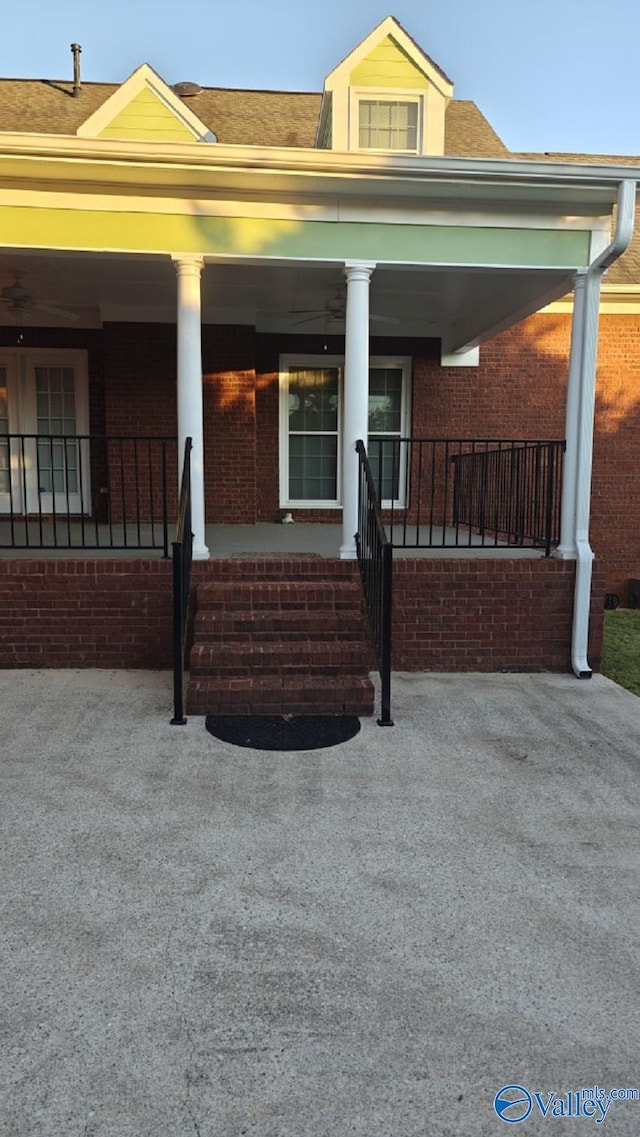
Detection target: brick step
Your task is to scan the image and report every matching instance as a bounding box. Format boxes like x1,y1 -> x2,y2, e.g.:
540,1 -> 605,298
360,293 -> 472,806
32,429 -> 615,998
186,675 -> 375,716
197,557 -> 359,583
194,607 -> 367,641
195,579 -> 364,613
190,639 -> 371,677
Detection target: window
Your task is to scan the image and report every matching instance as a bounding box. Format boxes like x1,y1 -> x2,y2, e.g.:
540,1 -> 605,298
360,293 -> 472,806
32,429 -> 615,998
280,356 -> 411,508
358,99 -> 419,153
287,366 -> 340,504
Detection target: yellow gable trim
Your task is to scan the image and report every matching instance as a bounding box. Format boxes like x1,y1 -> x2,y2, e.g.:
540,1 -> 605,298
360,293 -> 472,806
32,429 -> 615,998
77,63 -> 216,143
98,88 -> 198,142
350,36 -> 430,90
325,16 -> 453,99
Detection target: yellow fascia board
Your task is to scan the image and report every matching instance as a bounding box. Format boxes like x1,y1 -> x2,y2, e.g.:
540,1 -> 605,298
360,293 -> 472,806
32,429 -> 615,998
324,15 -> 453,99
543,285 -> 640,314
77,63 -> 216,143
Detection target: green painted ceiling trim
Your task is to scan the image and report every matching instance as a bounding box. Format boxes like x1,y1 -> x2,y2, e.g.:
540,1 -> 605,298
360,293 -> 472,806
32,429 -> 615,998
0,204 -> 591,267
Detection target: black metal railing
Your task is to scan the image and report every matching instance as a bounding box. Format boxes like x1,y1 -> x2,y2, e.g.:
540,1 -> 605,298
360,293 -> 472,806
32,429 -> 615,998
451,441 -> 564,556
0,434 -> 176,553
356,440 -> 393,727
367,437 -> 564,554
171,438 -> 193,726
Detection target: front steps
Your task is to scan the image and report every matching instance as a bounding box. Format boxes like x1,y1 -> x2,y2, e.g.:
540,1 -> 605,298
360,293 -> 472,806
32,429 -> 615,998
186,558 -> 375,716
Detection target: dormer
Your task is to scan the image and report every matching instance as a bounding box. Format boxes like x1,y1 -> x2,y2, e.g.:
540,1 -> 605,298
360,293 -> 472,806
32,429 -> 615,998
316,15 -> 453,156
77,63 -> 216,143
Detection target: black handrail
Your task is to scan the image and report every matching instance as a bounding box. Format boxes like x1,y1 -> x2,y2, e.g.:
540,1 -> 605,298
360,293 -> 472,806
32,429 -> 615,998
0,434 -> 175,553
356,440 -> 393,727
171,438 -> 193,726
367,437 -> 564,553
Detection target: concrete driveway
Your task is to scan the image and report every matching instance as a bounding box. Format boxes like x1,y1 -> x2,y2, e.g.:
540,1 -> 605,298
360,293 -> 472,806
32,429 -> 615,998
1,669 -> 639,1137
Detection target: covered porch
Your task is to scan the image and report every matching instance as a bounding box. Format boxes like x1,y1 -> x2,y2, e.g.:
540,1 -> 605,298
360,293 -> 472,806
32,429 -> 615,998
0,133 -> 637,686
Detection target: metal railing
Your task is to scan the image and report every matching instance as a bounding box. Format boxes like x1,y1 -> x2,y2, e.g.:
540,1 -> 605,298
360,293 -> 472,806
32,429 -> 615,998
356,440 -> 393,727
451,441 -> 563,556
0,434 -> 176,553
171,438 -> 193,726
367,437 -> 564,554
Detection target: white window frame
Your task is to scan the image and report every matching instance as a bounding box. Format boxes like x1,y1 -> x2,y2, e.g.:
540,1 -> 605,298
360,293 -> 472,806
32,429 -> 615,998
0,348 -> 90,515
279,354 -> 411,510
350,88 -> 425,155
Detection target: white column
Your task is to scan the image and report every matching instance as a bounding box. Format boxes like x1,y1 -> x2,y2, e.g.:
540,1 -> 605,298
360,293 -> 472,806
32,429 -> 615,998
174,255 -> 209,560
340,261 -> 376,559
556,272 -> 587,559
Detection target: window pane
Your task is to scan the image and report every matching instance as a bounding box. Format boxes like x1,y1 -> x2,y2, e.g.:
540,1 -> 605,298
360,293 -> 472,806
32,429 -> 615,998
289,435 -> 337,501
368,438 -> 401,502
368,368 -> 403,434
288,368 -> 338,432
359,100 -> 418,151
34,367 -> 77,437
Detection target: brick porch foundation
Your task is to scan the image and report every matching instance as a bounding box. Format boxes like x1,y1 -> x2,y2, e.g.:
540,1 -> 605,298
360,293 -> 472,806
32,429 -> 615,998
0,555 -> 603,676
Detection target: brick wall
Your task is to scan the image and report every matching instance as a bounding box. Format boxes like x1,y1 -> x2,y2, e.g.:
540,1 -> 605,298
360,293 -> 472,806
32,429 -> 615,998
0,555 -> 603,675
202,324 -> 257,523
392,557 -> 604,672
0,559 -> 174,668
103,322 -> 258,523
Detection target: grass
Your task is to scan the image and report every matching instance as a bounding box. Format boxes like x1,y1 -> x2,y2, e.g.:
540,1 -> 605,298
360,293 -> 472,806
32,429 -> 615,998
601,609 -> 640,696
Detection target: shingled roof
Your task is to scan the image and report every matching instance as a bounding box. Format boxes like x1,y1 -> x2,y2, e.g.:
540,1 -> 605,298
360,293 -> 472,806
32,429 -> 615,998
1,76 -> 637,284
0,77 -> 507,156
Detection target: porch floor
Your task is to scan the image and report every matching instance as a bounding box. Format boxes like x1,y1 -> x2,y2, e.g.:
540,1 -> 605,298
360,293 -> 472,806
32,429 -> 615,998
0,520 -> 547,559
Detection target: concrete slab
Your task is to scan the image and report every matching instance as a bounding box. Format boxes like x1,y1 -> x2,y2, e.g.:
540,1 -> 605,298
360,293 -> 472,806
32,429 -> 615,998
0,520 -> 543,559
1,669 -> 639,1136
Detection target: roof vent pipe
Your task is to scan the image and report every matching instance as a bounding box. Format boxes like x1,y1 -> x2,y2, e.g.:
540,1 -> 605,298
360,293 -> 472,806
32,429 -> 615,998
71,43 -> 82,97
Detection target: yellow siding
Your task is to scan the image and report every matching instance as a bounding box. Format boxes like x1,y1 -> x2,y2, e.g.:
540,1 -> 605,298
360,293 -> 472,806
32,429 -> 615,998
350,37 -> 429,89
97,88 -> 196,142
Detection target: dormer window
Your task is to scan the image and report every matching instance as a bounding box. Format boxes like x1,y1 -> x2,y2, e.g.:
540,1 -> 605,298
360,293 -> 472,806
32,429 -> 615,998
317,16 -> 453,157
358,97 -> 420,153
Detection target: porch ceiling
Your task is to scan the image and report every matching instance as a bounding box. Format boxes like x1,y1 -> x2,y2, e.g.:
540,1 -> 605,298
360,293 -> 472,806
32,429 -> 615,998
0,249 -> 573,347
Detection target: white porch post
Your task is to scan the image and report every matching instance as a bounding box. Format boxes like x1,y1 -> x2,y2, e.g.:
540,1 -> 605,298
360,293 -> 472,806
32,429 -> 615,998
340,260 -> 376,560
556,271 -> 587,559
173,255 -> 209,560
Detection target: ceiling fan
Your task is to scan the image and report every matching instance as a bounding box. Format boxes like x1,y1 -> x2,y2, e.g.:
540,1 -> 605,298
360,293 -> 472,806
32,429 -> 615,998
290,284 -> 398,328
0,271 -> 79,323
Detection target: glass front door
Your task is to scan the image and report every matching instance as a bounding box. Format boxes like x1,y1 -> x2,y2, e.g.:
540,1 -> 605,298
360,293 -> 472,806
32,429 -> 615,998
0,350 -> 89,515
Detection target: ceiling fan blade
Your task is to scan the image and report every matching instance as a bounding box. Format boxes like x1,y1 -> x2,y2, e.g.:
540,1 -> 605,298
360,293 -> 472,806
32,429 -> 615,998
290,312 -> 326,326
370,312 -> 400,325
34,301 -> 80,322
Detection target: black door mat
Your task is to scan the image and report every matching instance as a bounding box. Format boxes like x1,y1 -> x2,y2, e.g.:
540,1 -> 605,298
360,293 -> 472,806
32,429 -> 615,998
205,714 -> 361,751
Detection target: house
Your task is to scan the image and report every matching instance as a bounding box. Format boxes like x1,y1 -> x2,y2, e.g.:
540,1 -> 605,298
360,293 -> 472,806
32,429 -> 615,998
1,16 -> 639,715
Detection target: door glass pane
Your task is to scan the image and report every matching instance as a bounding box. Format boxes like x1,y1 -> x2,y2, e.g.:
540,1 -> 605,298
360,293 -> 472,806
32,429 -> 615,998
34,367 -> 78,495
0,369 -> 9,493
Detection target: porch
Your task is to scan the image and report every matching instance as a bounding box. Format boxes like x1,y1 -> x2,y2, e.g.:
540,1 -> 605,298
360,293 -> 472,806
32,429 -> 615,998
0,521 -> 553,559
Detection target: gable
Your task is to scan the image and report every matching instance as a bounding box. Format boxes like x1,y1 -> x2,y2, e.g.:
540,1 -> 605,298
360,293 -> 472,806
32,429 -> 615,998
97,87 -> 197,142
77,63 -> 216,144
350,36 -> 430,90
